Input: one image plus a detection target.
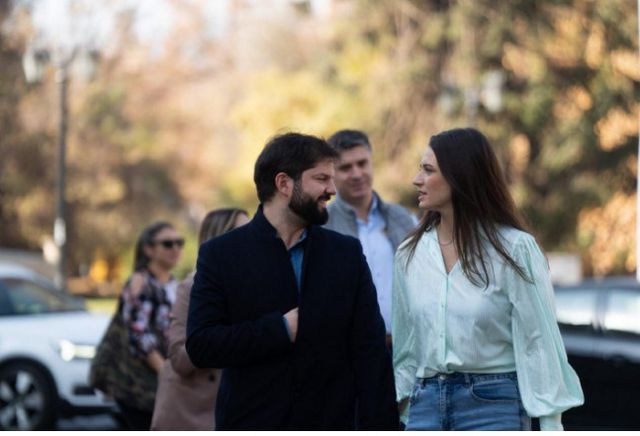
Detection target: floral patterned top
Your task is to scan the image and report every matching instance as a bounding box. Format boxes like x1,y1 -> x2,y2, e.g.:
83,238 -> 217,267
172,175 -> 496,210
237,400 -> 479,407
120,269 -> 176,358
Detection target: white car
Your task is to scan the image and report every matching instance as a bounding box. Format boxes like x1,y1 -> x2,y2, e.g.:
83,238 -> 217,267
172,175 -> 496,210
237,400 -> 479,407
0,262 -> 115,430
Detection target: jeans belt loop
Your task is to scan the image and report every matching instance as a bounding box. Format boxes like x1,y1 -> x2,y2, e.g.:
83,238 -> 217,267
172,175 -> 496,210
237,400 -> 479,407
463,372 -> 472,386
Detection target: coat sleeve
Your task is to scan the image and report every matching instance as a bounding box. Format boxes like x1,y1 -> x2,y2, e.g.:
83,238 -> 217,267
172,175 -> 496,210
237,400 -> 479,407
168,277 -> 198,376
507,234 -> 584,431
186,242 -> 293,368
349,243 -> 399,430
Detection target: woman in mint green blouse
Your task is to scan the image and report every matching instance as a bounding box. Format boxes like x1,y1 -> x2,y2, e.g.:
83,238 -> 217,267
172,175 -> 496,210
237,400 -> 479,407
392,128 -> 583,431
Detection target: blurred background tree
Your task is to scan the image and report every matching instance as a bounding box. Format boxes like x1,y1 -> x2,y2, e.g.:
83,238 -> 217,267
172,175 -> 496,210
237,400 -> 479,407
0,0 -> 637,292
0,0 -> 53,250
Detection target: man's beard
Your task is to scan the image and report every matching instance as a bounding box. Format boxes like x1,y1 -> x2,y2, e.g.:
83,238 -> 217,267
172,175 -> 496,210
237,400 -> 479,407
289,181 -> 330,225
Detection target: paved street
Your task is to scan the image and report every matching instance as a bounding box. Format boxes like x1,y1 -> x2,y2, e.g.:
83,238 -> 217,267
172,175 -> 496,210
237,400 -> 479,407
56,414 -> 121,431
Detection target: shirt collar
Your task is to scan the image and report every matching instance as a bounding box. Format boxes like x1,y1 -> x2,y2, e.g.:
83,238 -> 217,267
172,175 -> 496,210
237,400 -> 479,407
336,192 -> 381,218
289,229 -> 308,251
370,194 -> 380,213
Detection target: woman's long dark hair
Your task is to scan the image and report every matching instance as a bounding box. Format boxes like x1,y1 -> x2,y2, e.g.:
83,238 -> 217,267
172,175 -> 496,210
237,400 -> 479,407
133,221 -> 174,272
403,128 -> 530,287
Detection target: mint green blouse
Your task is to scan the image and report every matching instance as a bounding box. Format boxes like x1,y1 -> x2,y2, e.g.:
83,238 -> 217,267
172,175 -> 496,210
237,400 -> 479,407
392,227 -> 584,431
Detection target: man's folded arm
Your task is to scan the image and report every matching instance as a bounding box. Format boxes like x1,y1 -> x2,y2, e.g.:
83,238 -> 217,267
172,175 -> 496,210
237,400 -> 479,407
186,245 -> 293,368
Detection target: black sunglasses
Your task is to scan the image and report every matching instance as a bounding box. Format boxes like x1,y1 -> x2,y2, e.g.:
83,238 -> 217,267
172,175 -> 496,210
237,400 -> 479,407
152,238 -> 185,249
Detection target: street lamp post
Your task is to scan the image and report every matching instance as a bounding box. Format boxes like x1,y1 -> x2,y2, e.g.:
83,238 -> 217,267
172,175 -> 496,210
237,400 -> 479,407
53,64 -> 69,290
23,45 -> 96,290
19,0 -> 109,290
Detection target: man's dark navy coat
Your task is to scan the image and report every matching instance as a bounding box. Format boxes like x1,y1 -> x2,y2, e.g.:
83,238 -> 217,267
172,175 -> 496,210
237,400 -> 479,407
186,207 -> 398,430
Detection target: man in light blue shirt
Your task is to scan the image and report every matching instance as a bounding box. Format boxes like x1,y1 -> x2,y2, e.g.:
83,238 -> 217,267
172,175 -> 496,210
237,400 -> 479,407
324,130 -> 417,343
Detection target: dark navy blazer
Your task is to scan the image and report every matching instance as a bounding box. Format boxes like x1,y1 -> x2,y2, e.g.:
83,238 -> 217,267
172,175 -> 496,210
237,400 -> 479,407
186,206 -> 398,430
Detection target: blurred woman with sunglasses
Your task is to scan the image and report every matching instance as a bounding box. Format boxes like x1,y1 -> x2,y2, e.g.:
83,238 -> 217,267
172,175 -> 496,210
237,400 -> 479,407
151,208 -> 249,431
114,221 -> 184,430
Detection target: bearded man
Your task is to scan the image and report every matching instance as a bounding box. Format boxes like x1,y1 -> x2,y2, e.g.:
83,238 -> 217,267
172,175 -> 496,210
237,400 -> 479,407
186,133 -> 398,430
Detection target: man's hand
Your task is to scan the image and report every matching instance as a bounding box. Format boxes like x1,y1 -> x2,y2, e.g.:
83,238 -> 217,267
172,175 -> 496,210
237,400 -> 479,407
283,307 -> 299,342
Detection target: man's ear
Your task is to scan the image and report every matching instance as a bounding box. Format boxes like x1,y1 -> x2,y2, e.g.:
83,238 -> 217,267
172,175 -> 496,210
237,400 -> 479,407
274,172 -> 293,197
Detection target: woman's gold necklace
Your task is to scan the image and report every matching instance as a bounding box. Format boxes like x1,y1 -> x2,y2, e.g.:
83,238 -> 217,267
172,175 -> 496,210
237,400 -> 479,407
438,236 -> 454,246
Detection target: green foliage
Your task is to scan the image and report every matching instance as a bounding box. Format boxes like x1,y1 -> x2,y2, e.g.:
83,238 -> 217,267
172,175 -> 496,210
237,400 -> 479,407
0,5 -> 53,249
67,83 -> 185,273
230,0 -> 638,274
2,0 -> 638,278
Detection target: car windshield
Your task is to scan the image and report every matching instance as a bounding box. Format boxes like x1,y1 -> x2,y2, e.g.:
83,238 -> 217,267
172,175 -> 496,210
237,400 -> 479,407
0,277 -> 85,316
603,289 -> 640,335
555,287 -> 599,327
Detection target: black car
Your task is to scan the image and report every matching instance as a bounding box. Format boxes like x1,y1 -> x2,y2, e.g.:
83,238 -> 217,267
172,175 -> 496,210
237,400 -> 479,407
554,276 -> 640,430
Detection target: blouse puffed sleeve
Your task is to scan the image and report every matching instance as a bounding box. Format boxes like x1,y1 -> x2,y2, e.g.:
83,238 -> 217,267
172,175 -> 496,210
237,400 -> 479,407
507,233 -> 584,431
392,249 -> 417,424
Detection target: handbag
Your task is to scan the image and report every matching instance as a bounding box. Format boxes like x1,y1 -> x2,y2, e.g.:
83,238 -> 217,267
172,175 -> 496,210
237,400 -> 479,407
89,299 -> 158,411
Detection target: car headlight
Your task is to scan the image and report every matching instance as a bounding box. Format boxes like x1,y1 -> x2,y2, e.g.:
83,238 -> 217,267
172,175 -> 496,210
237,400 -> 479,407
57,339 -> 97,362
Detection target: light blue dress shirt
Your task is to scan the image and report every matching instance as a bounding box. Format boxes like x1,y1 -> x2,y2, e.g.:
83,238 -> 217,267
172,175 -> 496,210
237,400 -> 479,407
392,227 -> 584,431
282,230 -> 307,340
355,196 -> 395,334
289,229 -> 308,291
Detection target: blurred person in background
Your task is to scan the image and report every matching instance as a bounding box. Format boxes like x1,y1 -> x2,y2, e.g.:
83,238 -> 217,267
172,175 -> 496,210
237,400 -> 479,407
392,128 -> 583,431
110,222 -> 183,430
325,129 -> 417,346
151,208 -> 249,430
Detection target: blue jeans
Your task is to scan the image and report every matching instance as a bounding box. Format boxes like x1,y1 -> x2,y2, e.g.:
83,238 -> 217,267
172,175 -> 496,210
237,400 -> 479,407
406,372 -> 531,431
